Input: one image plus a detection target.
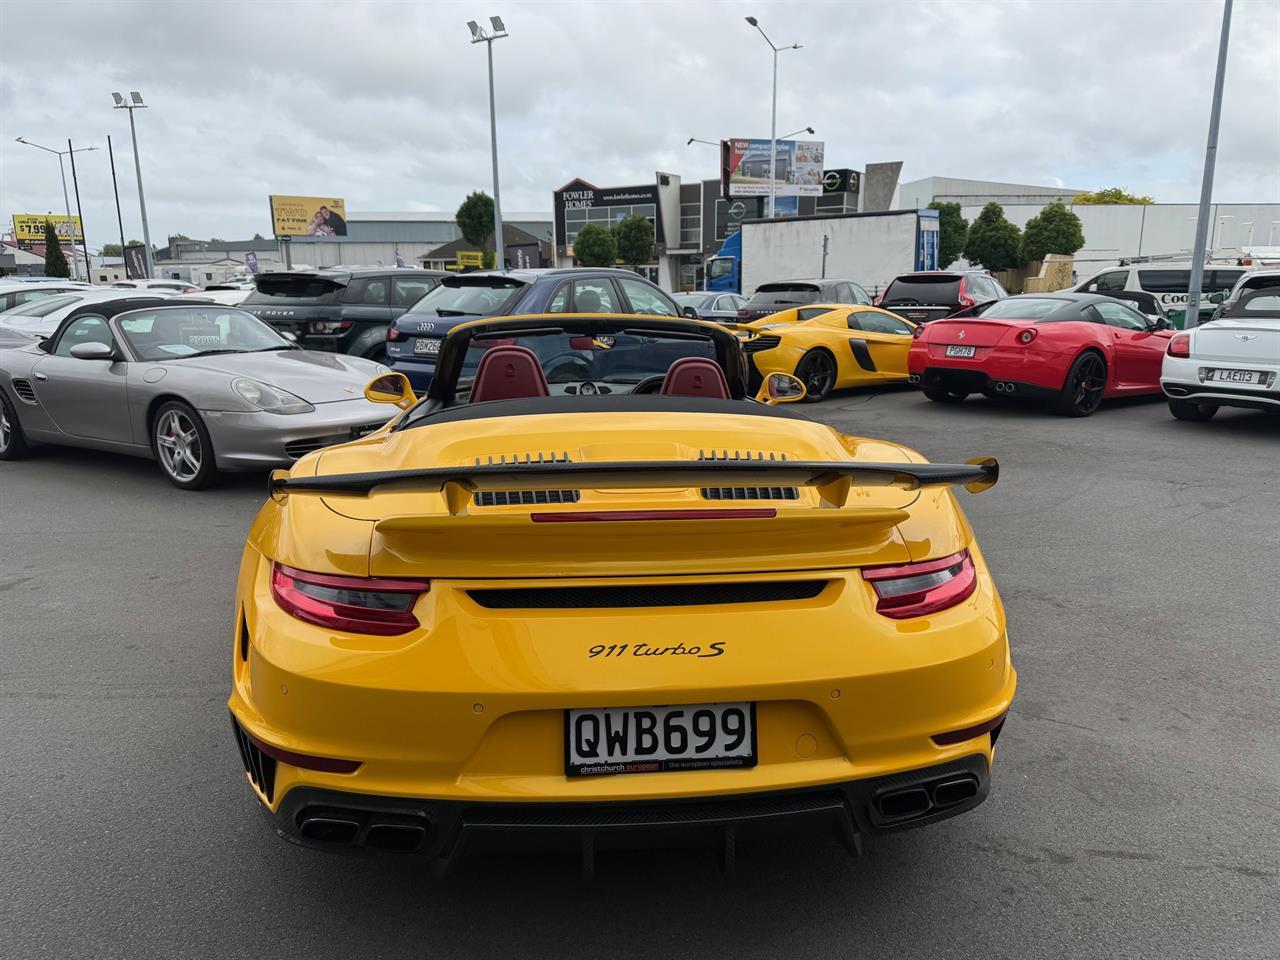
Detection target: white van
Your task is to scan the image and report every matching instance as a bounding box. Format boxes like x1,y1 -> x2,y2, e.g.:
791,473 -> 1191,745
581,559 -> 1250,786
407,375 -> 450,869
1071,262 -> 1246,328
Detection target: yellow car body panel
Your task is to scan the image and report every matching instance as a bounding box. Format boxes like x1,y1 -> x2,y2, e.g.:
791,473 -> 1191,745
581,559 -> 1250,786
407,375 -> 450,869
742,304 -> 918,390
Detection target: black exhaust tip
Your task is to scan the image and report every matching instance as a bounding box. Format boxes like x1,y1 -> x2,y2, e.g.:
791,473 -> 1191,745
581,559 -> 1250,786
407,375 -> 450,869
365,822 -> 427,853
299,817 -> 360,844
876,786 -> 931,820
931,776 -> 979,808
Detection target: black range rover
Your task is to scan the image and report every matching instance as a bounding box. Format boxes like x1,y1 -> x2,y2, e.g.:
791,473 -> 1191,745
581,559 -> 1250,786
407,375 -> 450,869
241,269 -> 446,361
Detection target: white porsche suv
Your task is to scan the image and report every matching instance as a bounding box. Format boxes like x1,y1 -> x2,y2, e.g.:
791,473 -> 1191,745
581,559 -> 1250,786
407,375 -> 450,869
1161,290 -> 1280,421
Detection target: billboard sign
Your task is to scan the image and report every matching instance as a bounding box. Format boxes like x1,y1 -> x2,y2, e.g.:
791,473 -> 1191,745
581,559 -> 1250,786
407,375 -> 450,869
268,196 -> 348,237
124,244 -> 148,279
13,214 -> 83,244
457,250 -> 484,268
244,251 -> 259,274
822,169 -> 860,194
720,139 -> 825,198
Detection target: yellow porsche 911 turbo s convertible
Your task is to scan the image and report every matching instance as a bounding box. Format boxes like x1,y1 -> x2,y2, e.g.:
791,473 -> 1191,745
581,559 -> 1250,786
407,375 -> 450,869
739,304 -> 919,402
228,313 -> 1015,873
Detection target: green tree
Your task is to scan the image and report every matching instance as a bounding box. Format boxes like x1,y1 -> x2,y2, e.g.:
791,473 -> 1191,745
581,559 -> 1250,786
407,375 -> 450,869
963,202 -> 1024,271
101,239 -> 142,257
572,223 -> 617,267
209,237 -> 225,244
456,190 -> 495,256
928,202 -> 969,268
1021,201 -> 1085,262
43,220 -> 70,278
1071,187 -> 1153,205
252,232 -> 266,241
612,214 -> 654,269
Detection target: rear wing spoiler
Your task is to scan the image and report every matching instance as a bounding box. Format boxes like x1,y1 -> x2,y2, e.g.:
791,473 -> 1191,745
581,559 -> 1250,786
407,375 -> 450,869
271,457 -> 998,510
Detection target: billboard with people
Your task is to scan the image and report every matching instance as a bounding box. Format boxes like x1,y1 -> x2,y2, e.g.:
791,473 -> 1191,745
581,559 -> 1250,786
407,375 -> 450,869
720,139 -> 825,198
268,195 -> 348,237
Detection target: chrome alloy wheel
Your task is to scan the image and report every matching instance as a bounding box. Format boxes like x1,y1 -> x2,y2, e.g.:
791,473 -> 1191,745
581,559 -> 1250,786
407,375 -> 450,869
155,409 -> 203,482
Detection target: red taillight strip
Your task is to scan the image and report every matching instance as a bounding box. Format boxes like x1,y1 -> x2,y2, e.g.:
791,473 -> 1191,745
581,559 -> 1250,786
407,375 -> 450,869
274,563 -> 429,594
932,710 -> 1008,746
270,563 -> 428,636
862,551 -> 968,582
241,727 -> 361,774
530,509 -> 776,523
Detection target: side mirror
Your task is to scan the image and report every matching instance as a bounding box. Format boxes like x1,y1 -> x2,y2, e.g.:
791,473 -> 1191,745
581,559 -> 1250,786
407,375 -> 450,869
281,331 -> 298,343
1153,317 -> 1172,331
69,341 -> 115,361
754,372 -> 807,405
364,372 -> 417,410
681,306 -> 700,320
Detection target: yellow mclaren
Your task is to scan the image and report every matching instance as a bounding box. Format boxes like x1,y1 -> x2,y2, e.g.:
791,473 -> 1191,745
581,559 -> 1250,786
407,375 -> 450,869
229,313 -> 1015,872
739,304 -> 919,402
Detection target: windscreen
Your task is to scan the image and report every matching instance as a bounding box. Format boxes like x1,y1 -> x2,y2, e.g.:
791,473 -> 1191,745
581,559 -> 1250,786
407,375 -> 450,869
457,328 -> 718,398
405,278 -> 525,317
242,274 -> 343,305
882,276 -> 961,304
977,298 -> 1067,320
0,293 -> 81,318
744,284 -> 821,308
673,293 -> 707,307
117,307 -> 291,360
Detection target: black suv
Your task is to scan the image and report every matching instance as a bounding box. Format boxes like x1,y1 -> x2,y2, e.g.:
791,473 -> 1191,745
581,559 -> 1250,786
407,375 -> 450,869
735,278 -> 872,324
878,270 -> 1008,323
241,268 -> 446,361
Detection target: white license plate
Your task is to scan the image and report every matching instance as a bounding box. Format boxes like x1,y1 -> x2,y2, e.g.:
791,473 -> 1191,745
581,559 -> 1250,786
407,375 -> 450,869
413,337 -> 440,356
1207,368 -> 1262,384
945,344 -> 976,358
565,701 -> 757,777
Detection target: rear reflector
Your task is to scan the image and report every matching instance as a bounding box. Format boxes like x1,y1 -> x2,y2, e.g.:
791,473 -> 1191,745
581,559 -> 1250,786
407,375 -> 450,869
240,725 -> 362,774
932,711 -> 1008,746
271,563 -> 429,635
861,550 -> 977,619
530,509 -> 776,523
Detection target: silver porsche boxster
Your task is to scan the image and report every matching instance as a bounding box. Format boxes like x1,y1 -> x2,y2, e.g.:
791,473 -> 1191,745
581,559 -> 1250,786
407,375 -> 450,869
0,302 -> 395,489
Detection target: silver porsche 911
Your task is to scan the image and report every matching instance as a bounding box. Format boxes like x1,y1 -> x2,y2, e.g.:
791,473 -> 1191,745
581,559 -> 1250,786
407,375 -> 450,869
0,303 -> 395,489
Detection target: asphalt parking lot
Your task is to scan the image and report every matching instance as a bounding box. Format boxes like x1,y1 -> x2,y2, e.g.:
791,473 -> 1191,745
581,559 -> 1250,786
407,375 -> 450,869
2,387 -> 1277,960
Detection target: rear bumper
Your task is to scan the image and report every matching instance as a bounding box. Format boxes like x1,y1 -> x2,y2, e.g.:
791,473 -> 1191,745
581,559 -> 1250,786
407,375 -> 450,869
253,752 -> 995,865
913,366 -> 1059,399
1162,356 -> 1280,410
385,353 -> 437,391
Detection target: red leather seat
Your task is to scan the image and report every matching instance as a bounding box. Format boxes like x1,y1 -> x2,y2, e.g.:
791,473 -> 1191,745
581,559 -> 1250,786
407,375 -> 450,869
469,345 -> 551,403
659,357 -> 731,399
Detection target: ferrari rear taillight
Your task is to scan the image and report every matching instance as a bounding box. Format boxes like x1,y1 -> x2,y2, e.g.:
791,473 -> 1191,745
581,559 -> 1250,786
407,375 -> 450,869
861,550 -> 977,619
912,324 -> 924,339
270,563 -> 429,635
1168,334 -> 1191,358
1017,328 -> 1038,345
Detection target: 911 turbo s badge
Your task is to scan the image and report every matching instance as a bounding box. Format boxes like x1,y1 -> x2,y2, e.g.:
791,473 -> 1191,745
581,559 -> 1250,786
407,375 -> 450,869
589,641 -> 726,660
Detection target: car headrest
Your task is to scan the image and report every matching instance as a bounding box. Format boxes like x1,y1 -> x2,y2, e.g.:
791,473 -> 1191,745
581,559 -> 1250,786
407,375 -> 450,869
575,289 -> 601,313
469,345 -> 551,403
659,357 -> 731,400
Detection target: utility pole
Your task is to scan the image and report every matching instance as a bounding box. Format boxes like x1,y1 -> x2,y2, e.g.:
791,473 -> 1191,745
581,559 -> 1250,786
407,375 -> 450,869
108,135 -> 128,274
67,139 -> 91,282
13,138 -> 97,280
113,92 -> 154,278
1183,0 -> 1233,329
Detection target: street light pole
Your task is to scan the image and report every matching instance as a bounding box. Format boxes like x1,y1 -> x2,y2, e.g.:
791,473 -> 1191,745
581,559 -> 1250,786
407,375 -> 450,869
745,17 -> 801,220
67,139 -> 91,282
113,92 -> 154,279
13,137 -> 98,280
1183,0 -> 1233,329
468,17 -> 509,270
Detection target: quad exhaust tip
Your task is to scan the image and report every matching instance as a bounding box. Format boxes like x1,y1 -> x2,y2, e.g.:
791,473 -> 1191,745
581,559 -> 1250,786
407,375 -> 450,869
992,381 -> 1016,394
874,774 -> 980,822
298,811 -> 429,852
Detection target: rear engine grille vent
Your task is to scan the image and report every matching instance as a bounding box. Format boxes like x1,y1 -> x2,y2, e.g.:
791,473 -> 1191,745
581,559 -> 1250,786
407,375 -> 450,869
701,486 -> 800,501
468,580 -> 828,609
743,335 -> 782,354
230,715 -> 277,803
10,378 -> 37,404
472,451 -> 572,466
474,489 -> 581,507
698,450 -> 790,462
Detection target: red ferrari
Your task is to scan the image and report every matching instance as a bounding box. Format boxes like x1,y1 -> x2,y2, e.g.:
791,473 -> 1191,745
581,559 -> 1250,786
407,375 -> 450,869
907,293 -> 1175,416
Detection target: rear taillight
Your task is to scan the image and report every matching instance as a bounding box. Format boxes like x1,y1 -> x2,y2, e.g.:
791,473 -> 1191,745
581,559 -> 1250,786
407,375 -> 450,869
1017,329 -> 1038,345
386,325 -> 403,341
310,320 -> 353,335
737,309 -> 750,320
1168,334 -> 1191,358
957,279 -> 975,309
862,550 -> 977,619
912,325 -> 924,339
873,290 -> 885,306
270,563 -> 429,635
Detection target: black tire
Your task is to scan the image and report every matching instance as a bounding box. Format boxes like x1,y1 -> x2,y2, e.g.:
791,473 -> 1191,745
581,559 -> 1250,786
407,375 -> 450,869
1168,398 -> 1218,421
1051,351 -> 1107,417
795,349 -> 837,402
151,400 -> 219,490
0,388 -> 31,460
923,385 -> 968,403
363,345 -> 388,365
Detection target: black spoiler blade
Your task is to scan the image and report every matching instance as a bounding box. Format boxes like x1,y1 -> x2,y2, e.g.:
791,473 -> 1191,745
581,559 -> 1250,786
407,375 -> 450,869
271,457 -> 998,504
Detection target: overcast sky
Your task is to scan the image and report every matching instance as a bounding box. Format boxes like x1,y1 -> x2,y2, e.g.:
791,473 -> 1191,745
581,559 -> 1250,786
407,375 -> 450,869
1,0 -> 1277,249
